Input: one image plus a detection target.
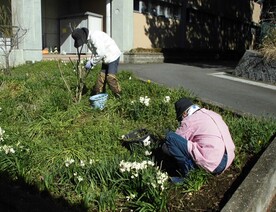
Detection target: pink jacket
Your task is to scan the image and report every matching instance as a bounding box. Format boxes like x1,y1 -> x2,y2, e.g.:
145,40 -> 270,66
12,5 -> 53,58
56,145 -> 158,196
175,108 -> 235,172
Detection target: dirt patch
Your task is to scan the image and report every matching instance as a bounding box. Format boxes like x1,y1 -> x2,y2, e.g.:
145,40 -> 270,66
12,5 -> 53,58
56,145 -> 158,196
167,167 -> 241,211
166,153 -> 259,212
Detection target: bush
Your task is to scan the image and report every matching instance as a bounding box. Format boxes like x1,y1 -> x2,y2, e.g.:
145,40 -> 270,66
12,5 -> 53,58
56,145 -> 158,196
259,24 -> 276,60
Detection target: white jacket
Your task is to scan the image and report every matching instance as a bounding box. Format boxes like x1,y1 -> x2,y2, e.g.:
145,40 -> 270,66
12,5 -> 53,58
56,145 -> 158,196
87,31 -> 121,64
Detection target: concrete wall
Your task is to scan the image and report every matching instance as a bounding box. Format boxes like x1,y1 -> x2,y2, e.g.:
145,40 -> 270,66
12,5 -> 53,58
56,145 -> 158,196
11,0 -> 42,65
111,0 -> 134,54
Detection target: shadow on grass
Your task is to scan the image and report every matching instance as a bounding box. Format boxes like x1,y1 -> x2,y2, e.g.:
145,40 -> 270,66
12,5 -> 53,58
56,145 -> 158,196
0,174 -> 86,212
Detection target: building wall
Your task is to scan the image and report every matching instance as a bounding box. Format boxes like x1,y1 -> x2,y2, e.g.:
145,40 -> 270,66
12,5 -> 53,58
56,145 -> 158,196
252,2 -> 261,23
12,0 -> 42,64
133,12 -> 152,49
133,12 -> 181,49
132,0 -> 262,54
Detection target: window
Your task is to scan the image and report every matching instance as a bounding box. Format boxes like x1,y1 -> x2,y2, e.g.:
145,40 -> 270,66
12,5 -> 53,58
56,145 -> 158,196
134,0 -> 149,14
134,0 -> 182,19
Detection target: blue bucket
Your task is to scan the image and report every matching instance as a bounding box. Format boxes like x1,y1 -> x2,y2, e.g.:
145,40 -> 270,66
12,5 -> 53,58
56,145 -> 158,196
89,93 -> 108,110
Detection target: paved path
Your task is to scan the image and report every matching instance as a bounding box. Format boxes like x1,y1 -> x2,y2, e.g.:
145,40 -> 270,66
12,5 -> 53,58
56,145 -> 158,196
119,61 -> 276,119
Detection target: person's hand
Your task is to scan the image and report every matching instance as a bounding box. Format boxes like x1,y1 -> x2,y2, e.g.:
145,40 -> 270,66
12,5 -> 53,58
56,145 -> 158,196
85,60 -> 93,70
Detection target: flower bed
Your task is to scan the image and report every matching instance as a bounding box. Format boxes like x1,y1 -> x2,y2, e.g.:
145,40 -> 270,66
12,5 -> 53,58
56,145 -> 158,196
0,61 -> 275,211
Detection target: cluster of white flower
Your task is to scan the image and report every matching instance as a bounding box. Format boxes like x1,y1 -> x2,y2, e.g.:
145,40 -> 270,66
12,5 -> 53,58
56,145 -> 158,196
131,95 -> 170,107
65,158 -> 75,167
119,160 -> 155,179
73,172 -> 84,182
155,170 -> 169,191
65,158 -> 96,168
0,144 -> 15,154
0,127 -> 5,142
0,127 -> 15,155
140,96 -> 150,106
163,96 -> 170,103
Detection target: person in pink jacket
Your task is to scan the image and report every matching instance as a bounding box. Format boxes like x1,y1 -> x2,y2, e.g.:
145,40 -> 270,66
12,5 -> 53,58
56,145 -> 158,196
162,98 -> 235,180
72,28 -> 122,97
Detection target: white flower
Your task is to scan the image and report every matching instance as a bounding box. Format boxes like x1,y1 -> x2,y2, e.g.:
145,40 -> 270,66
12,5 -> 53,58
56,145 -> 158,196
89,159 -> 95,165
0,127 -> 5,142
77,175 -> 84,182
65,158 -> 75,167
156,170 -> 169,190
73,172 -> 78,176
164,96 -> 170,103
126,193 -> 136,201
147,161 -> 155,166
144,100 -> 150,106
145,150 -> 152,156
80,160 -> 85,167
151,182 -> 157,188
129,76 -> 132,80
119,160 -> 155,175
139,96 -> 151,106
1,145 -> 15,154
139,96 -> 144,104
143,136 -> 151,147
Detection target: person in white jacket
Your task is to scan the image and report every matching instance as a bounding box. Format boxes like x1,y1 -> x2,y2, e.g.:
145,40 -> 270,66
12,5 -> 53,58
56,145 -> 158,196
72,27 -> 122,97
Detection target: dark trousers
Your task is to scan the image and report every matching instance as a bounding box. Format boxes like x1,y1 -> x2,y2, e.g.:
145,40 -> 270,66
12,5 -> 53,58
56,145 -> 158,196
163,131 -> 227,176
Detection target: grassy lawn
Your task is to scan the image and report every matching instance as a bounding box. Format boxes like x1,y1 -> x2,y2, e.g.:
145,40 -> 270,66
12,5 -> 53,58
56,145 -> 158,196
0,60 -> 275,211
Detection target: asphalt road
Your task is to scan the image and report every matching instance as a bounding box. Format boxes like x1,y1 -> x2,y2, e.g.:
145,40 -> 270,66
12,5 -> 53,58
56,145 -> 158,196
119,61 -> 276,119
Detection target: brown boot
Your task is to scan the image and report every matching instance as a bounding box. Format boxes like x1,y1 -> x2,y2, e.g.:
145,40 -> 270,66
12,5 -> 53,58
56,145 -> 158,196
107,74 -> 121,96
92,72 -> 106,94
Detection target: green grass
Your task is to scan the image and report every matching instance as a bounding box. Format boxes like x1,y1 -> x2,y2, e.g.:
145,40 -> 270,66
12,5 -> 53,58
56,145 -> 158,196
0,60 -> 275,211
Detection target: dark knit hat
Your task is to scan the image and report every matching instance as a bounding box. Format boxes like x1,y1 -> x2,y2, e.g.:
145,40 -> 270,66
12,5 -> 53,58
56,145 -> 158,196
72,28 -> 89,48
175,98 -> 193,121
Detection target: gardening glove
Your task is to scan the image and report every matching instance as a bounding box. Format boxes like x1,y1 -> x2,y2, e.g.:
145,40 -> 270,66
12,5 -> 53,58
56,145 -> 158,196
85,60 -> 93,70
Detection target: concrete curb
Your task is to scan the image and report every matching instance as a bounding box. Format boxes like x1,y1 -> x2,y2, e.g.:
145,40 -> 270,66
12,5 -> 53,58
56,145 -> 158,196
221,137 -> 276,212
